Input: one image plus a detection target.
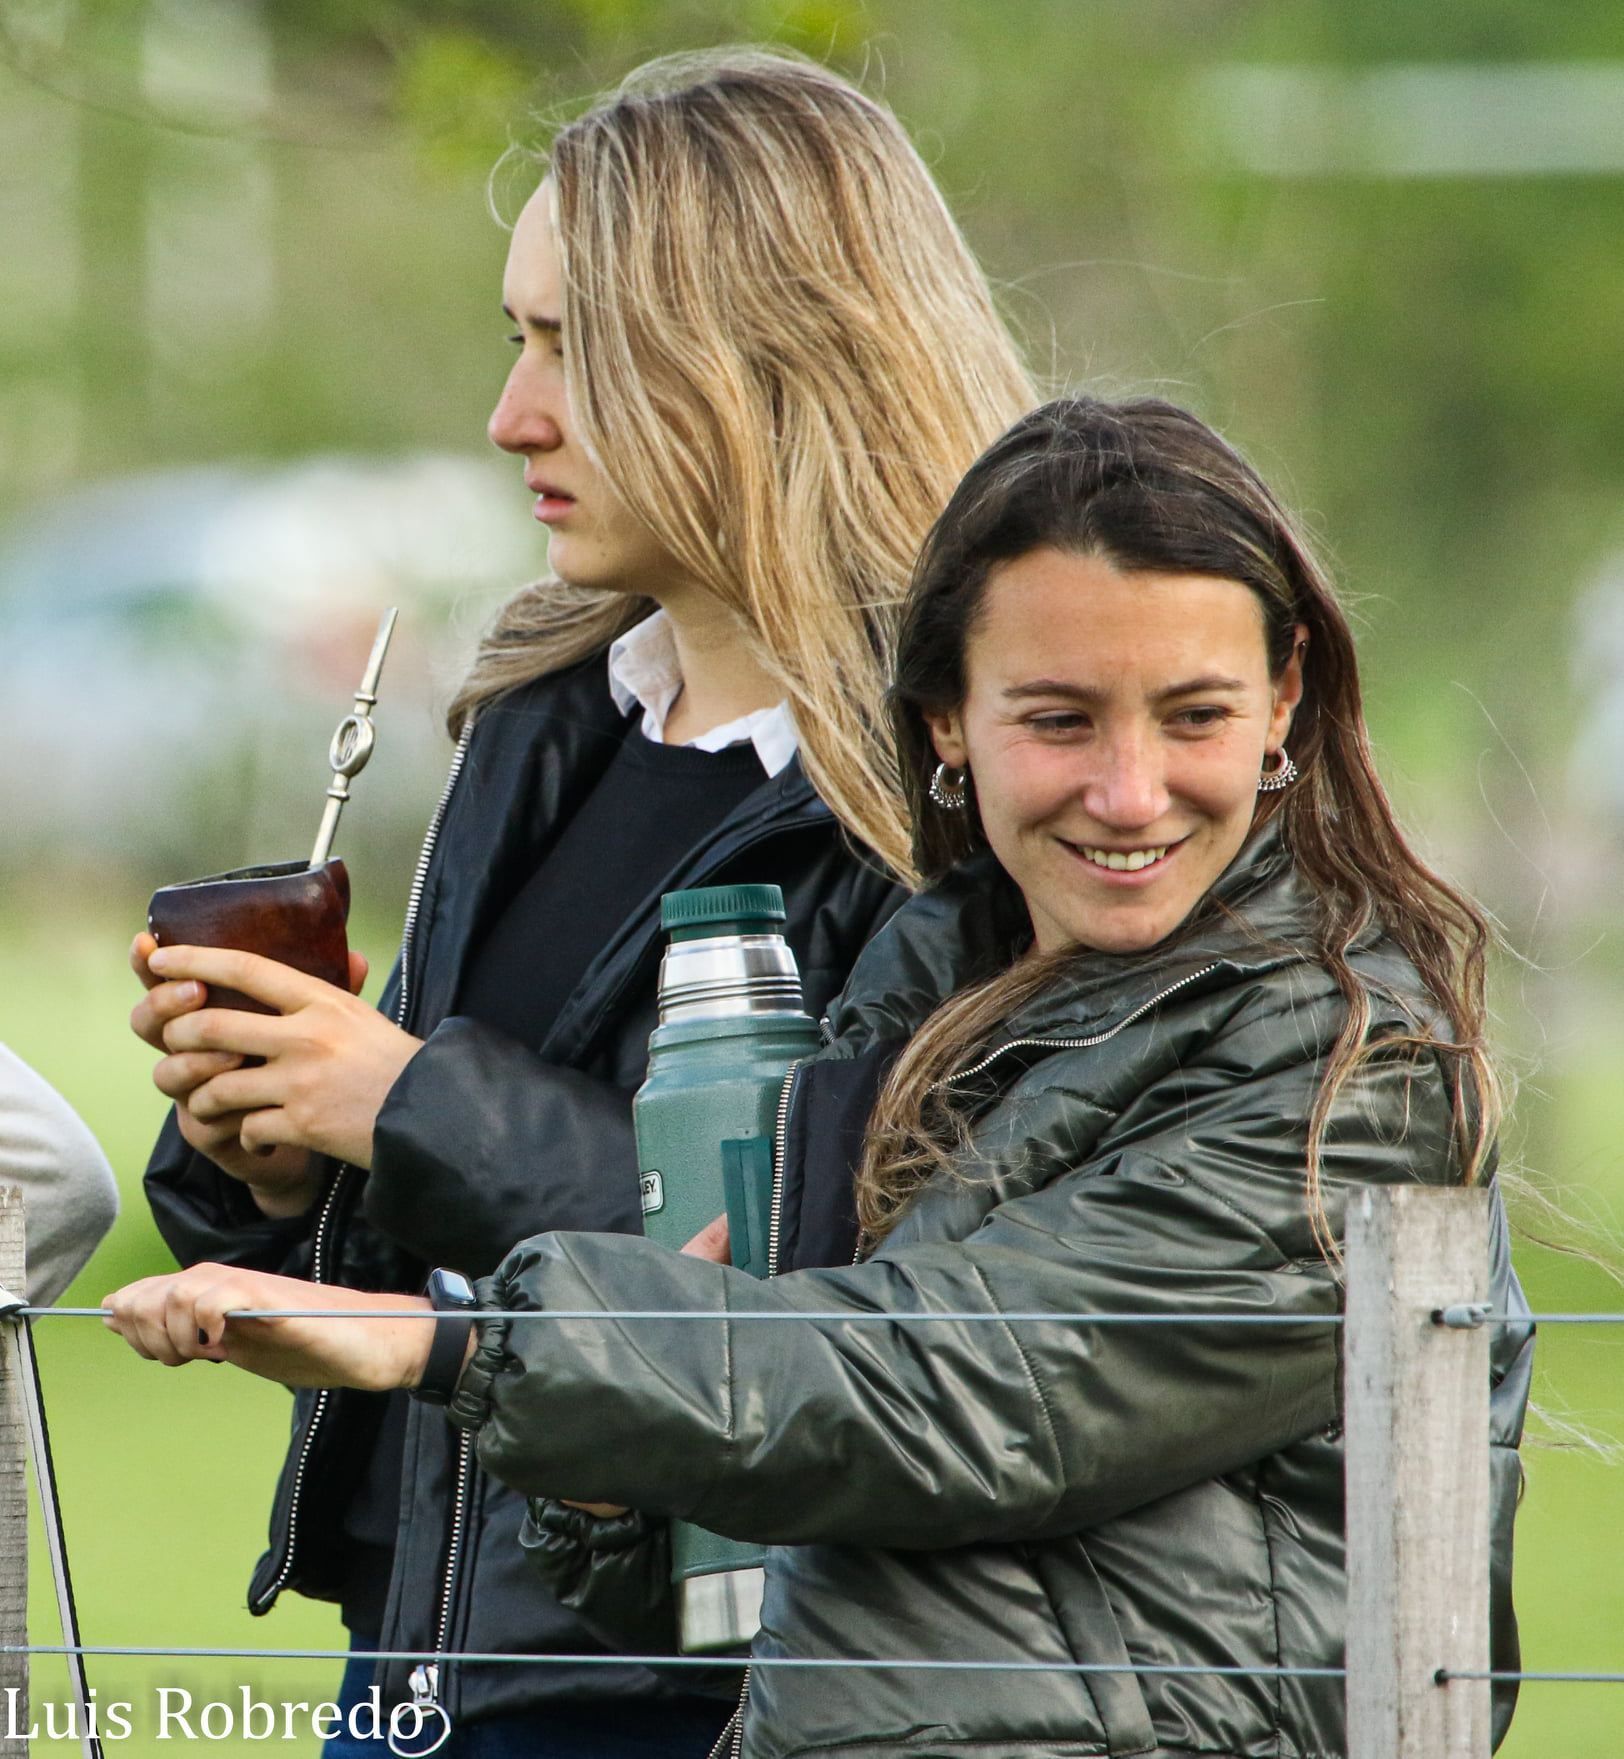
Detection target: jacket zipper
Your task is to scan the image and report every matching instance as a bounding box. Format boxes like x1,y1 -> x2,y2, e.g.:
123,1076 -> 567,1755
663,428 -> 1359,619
407,1427 -> 476,1724
932,963 -> 1223,1091
396,720 -> 474,1027
251,1155 -> 349,1608
722,1671 -> 751,1759
766,1061 -> 802,1279
252,722 -> 473,1618
391,720 -> 477,1722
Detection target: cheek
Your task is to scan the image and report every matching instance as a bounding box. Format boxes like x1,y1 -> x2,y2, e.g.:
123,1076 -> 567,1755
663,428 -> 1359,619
969,734 -> 1076,826
1167,737 -> 1264,826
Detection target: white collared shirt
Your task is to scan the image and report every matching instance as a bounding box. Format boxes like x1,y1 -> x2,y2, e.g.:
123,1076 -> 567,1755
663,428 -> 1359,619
607,610 -> 799,778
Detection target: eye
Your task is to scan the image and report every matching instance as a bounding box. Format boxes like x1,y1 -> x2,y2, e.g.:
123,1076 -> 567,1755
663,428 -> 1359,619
506,332 -> 523,346
1171,705 -> 1231,730
1027,711 -> 1089,735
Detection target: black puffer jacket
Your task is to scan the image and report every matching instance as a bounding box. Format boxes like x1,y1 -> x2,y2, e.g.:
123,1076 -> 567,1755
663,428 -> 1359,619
144,655 -> 905,1725
447,827 -> 1533,1758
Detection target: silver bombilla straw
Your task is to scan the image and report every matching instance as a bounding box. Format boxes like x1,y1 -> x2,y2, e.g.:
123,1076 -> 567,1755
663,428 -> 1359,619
309,606 -> 398,868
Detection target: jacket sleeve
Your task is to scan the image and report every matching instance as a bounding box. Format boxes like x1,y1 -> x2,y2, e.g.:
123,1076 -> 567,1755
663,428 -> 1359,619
363,1017 -> 642,1278
456,1039 -> 1443,1551
519,1500 -> 679,1654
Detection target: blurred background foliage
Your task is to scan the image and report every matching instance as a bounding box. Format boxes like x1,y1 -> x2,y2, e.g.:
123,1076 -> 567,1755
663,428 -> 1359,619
5,0 -> 1624,1751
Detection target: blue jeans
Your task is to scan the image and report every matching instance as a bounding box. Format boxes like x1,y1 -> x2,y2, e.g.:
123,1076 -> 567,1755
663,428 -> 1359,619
324,1639 -> 733,1759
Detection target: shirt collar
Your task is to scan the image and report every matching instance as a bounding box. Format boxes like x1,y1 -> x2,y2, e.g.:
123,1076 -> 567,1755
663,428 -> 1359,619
607,610 -> 798,778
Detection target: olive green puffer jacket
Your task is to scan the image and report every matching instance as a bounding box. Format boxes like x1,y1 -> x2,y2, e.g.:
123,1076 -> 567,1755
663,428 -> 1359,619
451,827 -> 1533,1759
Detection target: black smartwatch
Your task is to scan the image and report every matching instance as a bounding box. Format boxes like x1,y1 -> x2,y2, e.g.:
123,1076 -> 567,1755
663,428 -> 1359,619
411,1268 -> 479,1406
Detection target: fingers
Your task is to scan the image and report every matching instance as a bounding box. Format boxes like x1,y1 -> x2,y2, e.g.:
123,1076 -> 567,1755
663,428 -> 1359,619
347,950 -> 369,996
173,1102 -> 254,1162
130,932 -> 160,992
152,1049 -> 243,1103
172,1060 -> 286,1123
102,1271 -> 232,1366
131,975 -> 210,1052
161,1005 -> 285,1060
146,944 -> 337,1014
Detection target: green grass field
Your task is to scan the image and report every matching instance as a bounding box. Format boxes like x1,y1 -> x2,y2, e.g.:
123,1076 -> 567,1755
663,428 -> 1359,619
3,901 -> 1623,1753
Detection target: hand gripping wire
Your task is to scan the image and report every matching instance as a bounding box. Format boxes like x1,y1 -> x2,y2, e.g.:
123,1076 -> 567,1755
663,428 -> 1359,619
0,1283 -> 102,1759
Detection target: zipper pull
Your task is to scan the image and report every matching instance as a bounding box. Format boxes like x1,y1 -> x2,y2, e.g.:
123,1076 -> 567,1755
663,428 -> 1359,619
387,1664 -> 451,1757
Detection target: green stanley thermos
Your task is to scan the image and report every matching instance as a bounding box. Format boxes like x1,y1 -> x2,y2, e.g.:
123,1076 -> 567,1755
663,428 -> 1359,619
634,883 -> 823,1654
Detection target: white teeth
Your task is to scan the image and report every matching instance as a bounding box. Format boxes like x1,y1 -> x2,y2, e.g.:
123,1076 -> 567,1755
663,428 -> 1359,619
1080,845 -> 1167,872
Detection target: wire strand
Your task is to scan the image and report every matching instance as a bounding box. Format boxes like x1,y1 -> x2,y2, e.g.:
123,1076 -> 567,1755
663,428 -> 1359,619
30,1305 -> 1613,1322
0,1643 -> 1343,1676
26,1306 -> 1348,1322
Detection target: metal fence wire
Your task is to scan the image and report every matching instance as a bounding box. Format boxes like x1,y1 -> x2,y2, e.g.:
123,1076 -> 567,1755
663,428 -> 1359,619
0,1185 -> 1619,1759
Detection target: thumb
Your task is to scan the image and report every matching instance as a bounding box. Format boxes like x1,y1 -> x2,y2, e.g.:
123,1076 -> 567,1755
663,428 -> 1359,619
347,950 -> 369,997
681,1213 -> 731,1265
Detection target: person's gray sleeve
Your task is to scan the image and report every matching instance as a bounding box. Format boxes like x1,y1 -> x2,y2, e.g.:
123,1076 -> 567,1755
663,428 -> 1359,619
0,1043 -> 120,1305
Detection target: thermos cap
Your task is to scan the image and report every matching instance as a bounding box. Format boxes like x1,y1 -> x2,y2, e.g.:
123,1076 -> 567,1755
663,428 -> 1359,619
655,884 -> 809,1023
661,884 -> 787,943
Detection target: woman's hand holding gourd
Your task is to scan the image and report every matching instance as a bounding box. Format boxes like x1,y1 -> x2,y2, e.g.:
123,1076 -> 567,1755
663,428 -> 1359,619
129,933 -> 422,1208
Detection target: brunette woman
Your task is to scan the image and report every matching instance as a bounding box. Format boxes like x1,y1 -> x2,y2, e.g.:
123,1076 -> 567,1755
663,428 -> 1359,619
113,398 -> 1531,1758
125,49 -> 1032,1758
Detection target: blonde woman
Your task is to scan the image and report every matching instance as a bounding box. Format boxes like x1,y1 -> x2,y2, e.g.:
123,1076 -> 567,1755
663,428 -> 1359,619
125,48 -> 1032,1759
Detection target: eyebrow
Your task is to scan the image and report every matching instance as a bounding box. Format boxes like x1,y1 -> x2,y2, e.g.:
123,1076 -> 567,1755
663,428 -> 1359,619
502,305 -> 561,335
1002,675 -> 1249,703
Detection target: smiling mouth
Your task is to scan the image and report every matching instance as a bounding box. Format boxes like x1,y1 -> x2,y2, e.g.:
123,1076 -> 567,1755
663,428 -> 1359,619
1066,840 -> 1180,873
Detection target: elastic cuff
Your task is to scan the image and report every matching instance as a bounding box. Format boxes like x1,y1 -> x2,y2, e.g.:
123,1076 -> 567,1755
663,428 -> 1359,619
444,1276 -> 510,1432
527,1498 -> 659,1552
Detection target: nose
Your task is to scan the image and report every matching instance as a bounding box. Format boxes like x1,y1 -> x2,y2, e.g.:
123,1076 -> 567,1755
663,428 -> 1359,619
1081,727 -> 1169,830
488,353 -> 563,456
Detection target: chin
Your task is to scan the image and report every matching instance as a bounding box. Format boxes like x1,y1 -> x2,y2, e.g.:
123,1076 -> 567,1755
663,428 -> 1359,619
550,554 -> 627,596
1067,908 -> 1182,956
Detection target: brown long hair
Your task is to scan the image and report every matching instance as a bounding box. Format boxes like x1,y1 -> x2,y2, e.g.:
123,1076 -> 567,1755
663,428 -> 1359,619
448,49 -> 1035,881
860,397 -> 1497,1248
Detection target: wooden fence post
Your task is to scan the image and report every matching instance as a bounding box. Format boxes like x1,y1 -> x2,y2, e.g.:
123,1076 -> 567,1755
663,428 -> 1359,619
0,1185 -> 27,1745
1345,1183 -> 1491,1759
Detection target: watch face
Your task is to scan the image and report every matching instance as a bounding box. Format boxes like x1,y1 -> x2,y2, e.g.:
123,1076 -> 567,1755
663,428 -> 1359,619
433,1269 -> 476,1308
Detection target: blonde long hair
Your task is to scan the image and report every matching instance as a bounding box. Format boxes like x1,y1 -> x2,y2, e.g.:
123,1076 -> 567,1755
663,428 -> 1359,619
449,49 -> 1035,882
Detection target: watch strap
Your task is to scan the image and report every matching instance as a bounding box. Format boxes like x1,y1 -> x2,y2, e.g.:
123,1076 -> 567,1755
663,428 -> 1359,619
411,1269 -> 478,1406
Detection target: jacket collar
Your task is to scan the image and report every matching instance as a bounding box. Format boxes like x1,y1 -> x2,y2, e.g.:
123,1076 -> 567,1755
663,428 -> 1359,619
828,818 -> 1318,1051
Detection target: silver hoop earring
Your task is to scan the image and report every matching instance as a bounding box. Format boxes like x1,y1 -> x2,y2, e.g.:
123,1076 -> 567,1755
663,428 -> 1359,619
1257,748 -> 1298,792
928,762 -> 968,811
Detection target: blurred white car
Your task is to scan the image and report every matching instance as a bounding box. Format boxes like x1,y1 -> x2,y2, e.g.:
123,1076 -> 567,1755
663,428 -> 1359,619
0,454 -> 543,878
